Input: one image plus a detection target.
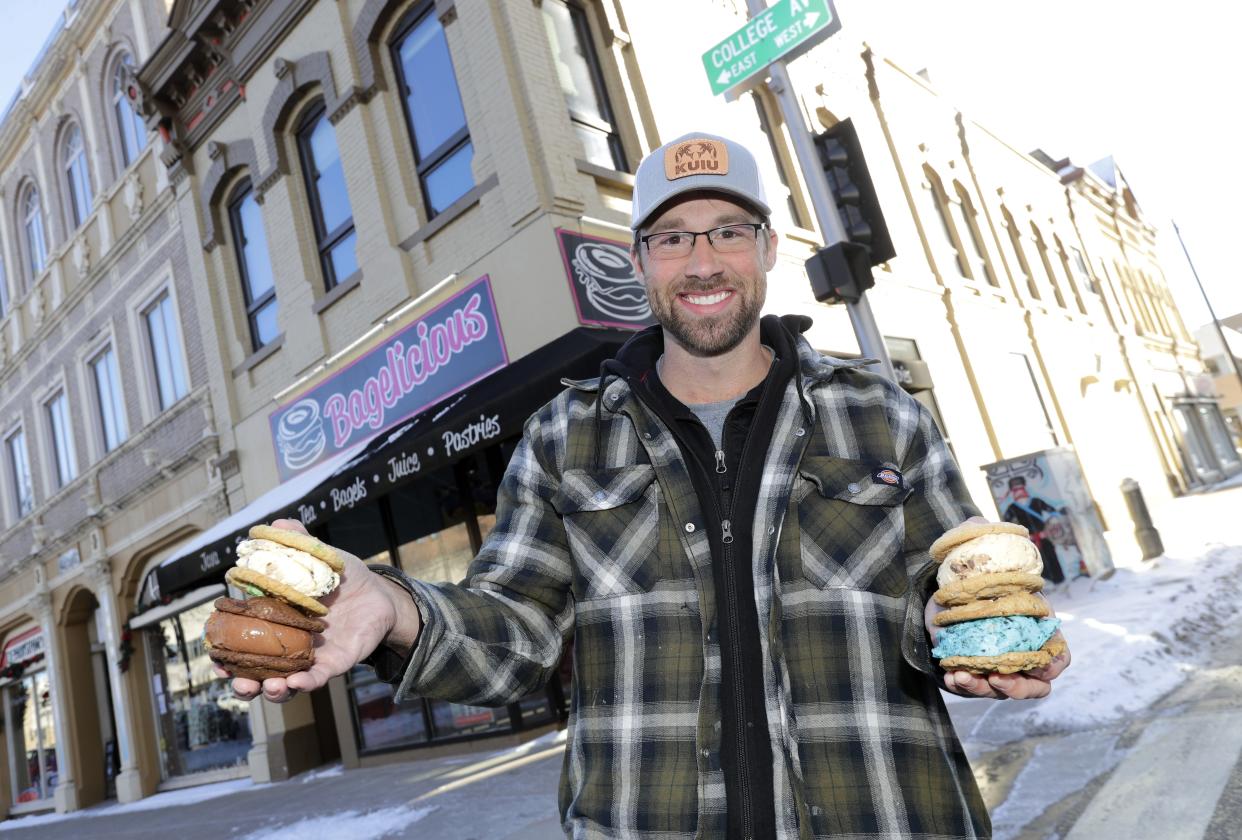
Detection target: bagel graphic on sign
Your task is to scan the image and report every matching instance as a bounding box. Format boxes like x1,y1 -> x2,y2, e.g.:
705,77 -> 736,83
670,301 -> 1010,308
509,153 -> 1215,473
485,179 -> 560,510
276,398 -> 327,471
571,241 -> 651,323
664,138 -> 729,180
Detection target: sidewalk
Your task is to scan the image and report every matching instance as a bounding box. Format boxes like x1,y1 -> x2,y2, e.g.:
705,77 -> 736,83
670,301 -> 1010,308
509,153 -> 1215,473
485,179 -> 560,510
0,731 -> 569,839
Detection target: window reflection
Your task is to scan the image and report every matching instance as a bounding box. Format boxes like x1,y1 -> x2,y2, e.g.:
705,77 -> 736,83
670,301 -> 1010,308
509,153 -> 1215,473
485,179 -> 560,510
297,104 -> 358,289
2,665 -> 59,805
391,5 -> 474,216
145,601 -> 252,779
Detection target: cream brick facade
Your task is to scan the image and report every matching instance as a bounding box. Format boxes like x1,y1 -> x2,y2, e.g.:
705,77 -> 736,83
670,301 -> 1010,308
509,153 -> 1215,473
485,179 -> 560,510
0,0 -> 231,818
0,0 -> 1226,812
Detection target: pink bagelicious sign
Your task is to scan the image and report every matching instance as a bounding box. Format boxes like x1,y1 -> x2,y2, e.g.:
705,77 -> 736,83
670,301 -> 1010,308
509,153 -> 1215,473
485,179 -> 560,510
268,276 -> 508,480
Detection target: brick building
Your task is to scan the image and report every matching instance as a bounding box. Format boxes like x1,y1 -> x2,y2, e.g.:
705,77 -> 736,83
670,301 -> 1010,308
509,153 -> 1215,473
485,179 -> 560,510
0,0 -> 224,817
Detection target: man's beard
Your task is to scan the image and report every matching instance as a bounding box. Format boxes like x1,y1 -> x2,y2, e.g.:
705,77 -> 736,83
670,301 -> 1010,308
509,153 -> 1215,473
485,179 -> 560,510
647,273 -> 766,357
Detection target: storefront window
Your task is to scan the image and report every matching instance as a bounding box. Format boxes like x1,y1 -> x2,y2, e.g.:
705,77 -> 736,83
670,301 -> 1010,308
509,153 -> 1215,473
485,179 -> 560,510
145,601 -> 251,779
1173,404 -> 1216,481
324,502 -> 391,565
330,442 -> 568,755
5,668 -> 57,804
391,468 -> 475,582
1198,403 -> 1242,469
346,665 -> 428,752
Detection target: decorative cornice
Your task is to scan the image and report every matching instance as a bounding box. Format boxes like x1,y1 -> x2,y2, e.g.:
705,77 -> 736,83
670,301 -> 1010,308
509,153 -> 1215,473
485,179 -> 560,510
136,0 -> 317,171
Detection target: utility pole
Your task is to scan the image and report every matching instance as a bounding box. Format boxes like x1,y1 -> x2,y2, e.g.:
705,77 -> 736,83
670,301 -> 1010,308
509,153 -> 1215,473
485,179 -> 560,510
1174,219 -> 1242,387
743,0 -> 896,381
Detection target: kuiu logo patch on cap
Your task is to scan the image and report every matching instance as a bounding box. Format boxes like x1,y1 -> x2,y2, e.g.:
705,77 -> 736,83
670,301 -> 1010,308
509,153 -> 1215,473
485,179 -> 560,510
664,139 -> 729,181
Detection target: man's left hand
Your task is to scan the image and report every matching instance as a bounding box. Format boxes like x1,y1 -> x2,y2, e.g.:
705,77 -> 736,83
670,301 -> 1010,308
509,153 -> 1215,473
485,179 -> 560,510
924,595 -> 1071,700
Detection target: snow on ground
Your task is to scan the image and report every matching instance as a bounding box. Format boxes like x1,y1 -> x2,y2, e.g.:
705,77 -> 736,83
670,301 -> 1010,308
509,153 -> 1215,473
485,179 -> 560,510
0,777 -> 262,831
297,763 -> 344,783
947,542 -> 1242,736
241,805 -> 436,840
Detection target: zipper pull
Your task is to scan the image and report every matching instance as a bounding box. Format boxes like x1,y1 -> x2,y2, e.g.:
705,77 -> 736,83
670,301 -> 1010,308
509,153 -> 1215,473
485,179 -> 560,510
721,519 -> 734,544
714,450 -> 727,474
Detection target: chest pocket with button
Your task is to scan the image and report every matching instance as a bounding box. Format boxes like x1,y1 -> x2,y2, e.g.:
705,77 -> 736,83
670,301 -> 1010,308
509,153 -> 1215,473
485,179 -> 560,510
785,456 -> 912,596
552,464 -> 668,601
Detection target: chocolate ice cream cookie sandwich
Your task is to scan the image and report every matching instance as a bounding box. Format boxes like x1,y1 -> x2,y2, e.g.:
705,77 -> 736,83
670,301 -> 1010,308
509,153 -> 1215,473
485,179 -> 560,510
205,597 -> 326,681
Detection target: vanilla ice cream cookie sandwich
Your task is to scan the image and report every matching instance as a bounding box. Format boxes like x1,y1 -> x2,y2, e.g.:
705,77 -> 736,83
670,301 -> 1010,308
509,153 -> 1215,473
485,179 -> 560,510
224,525 -> 344,617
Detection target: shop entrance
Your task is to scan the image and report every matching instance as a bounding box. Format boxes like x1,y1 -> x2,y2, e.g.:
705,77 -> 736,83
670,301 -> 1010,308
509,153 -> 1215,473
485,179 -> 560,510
0,624 -> 56,812
62,590 -> 119,807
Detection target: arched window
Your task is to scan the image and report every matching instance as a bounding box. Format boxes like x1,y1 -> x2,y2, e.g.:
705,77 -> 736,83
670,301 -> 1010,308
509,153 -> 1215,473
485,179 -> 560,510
113,53 -> 147,167
1001,207 -> 1039,300
950,183 -> 997,286
297,102 -> 358,290
922,170 -> 967,279
1030,223 -> 1066,309
21,185 -> 47,281
63,124 -> 93,229
1053,236 -> 1087,314
390,2 -> 474,217
227,179 -> 279,351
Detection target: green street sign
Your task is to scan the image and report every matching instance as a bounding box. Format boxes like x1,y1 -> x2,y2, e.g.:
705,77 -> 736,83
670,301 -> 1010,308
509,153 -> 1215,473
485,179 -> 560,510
701,0 -> 841,97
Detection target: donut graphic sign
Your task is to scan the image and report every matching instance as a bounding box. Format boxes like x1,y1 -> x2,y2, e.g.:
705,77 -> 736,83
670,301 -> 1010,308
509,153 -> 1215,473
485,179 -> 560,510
556,229 -> 655,329
276,399 -> 327,471
268,276 -> 507,480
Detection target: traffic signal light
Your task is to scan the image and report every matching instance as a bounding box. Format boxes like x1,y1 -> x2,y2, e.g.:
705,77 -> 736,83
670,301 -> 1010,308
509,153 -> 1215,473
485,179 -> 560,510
813,118 -> 895,266
805,240 -> 873,304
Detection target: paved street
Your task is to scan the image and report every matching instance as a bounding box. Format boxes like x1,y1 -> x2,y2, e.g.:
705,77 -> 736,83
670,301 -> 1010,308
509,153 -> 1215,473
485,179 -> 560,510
951,608 -> 1242,839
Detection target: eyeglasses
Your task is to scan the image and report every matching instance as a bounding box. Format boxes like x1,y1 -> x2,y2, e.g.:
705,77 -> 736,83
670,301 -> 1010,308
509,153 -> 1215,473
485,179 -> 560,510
639,223 -> 767,261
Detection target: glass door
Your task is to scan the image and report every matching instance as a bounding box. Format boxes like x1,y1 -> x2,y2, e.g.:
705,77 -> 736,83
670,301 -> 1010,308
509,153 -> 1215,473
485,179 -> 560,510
6,670 -> 57,804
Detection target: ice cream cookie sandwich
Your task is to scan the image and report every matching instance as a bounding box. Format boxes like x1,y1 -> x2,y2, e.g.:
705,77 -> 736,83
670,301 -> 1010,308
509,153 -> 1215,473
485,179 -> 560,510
928,521 -> 1062,675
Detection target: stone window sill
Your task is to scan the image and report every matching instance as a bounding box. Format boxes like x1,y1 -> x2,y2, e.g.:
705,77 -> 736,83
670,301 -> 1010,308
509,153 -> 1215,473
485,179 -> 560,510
313,270 -> 363,315
232,333 -> 285,377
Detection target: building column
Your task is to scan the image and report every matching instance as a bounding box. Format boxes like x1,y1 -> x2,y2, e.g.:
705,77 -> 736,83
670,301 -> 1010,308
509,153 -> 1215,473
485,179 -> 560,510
246,689 -> 318,783
32,590 -> 78,812
86,559 -> 142,803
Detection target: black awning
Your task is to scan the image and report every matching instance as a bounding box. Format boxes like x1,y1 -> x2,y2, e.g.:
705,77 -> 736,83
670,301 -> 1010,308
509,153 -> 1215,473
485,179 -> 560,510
149,327 -> 627,602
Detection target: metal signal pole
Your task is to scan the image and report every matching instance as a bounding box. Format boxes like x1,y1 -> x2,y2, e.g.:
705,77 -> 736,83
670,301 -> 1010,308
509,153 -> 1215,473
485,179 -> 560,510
1173,219 -> 1242,387
745,0 -> 896,381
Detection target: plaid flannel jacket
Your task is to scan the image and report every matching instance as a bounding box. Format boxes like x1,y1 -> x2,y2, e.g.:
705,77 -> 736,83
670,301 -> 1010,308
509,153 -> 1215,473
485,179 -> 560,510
390,334 -> 989,839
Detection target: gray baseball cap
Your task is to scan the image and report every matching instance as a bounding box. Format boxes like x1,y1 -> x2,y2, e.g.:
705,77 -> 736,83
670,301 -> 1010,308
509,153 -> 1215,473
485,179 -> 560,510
630,131 -> 771,231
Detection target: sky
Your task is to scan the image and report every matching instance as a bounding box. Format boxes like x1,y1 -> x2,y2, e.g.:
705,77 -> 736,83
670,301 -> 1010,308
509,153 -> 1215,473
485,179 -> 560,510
0,1 -> 1235,331
0,3 -> 69,115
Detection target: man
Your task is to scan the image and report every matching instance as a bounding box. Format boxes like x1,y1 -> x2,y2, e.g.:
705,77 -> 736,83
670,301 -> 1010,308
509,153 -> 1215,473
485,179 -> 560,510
226,132 -> 1069,838
1000,476 -> 1072,582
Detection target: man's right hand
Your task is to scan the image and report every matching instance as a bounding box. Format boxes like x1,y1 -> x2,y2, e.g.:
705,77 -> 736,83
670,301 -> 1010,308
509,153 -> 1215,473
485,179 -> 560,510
214,518 -> 421,704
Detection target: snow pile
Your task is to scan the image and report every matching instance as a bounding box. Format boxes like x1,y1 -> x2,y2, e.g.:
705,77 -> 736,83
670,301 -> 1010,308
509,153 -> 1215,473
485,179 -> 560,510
243,805 -> 435,839
948,543 -> 1242,734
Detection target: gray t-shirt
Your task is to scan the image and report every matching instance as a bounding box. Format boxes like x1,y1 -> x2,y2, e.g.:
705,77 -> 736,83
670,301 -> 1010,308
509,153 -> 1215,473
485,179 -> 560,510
656,347 -> 774,450
686,396 -> 738,451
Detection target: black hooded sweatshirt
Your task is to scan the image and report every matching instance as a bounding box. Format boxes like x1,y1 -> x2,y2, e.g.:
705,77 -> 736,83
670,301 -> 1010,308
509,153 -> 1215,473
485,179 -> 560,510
603,314 -> 811,839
